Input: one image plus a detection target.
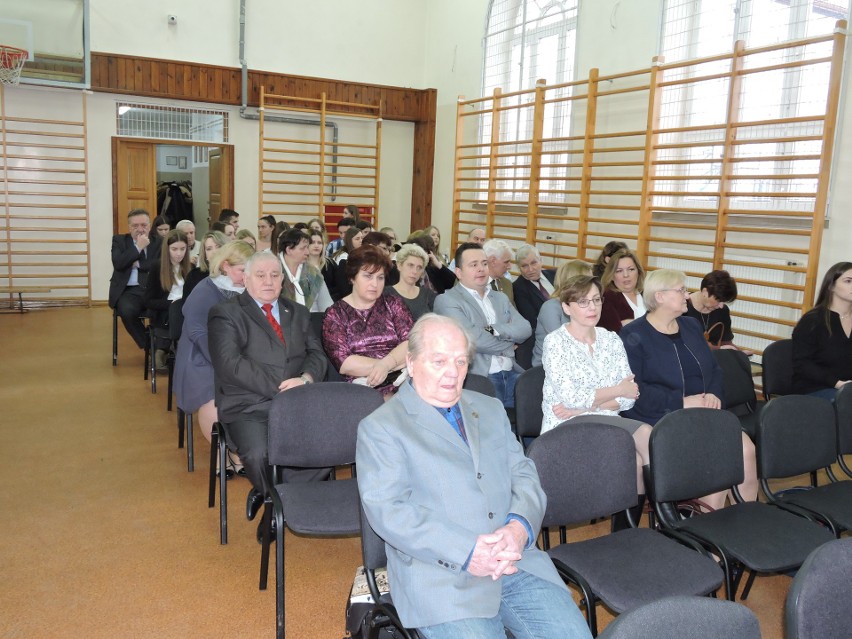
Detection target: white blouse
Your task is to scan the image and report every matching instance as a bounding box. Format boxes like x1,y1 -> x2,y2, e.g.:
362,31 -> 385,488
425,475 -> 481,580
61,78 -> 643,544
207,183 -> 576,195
624,291 -> 646,319
541,325 -> 636,434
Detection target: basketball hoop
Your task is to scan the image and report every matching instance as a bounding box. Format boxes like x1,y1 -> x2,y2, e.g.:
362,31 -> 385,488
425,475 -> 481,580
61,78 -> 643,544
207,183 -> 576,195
0,45 -> 28,86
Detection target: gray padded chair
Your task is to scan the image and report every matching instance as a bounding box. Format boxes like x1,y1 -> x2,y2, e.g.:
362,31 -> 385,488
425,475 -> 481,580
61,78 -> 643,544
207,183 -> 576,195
785,537 -> 852,639
259,382 -> 385,639
526,421 -> 723,636
598,595 -> 761,639
757,395 -> 852,537
834,383 -> 852,478
761,338 -> 794,401
649,408 -> 834,602
462,372 -> 497,398
714,348 -> 763,439
514,365 -> 544,448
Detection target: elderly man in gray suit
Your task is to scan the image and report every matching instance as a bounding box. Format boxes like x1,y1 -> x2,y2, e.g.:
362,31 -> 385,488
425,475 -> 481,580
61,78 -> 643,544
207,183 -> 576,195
356,314 -> 591,639
434,242 -> 531,408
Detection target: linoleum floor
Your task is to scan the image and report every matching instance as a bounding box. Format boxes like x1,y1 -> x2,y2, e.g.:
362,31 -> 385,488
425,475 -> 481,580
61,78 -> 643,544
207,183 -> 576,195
0,307 -> 799,638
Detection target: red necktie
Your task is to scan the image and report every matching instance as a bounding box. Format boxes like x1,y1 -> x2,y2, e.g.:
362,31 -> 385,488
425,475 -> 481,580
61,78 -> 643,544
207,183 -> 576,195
262,303 -> 285,345
537,281 -> 549,300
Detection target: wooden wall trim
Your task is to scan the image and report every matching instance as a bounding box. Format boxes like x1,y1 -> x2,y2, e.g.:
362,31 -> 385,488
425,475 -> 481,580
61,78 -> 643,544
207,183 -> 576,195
90,52 -> 437,225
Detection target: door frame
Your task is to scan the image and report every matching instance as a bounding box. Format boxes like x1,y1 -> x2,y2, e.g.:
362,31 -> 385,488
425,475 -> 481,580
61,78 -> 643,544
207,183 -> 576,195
111,137 -> 235,233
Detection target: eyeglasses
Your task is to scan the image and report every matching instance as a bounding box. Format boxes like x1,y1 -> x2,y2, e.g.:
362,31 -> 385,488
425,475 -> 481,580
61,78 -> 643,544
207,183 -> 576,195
661,287 -> 690,296
571,297 -> 604,308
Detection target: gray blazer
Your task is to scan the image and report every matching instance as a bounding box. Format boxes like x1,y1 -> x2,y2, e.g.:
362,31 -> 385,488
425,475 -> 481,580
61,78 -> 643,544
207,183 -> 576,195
434,285 -> 532,377
208,291 -> 327,422
356,382 -> 565,628
532,298 -> 569,367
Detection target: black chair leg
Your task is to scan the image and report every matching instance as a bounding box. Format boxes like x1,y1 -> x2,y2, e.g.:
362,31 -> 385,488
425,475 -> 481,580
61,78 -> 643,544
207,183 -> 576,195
275,508 -> 285,639
740,569 -> 757,601
259,504 -> 272,590
177,409 -> 185,449
219,428 -> 228,545
149,329 -> 157,394
186,412 -> 194,472
166,357 -> 174,411
208,424 -> 218,508
112,309 -> 118,366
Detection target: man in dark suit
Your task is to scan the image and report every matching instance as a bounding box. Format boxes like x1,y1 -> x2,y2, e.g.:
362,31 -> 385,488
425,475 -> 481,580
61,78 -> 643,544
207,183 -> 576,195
512,244 -> 557,332
109,208 -> 161,349
208,252 -> 327,533
356,314 -> 591,638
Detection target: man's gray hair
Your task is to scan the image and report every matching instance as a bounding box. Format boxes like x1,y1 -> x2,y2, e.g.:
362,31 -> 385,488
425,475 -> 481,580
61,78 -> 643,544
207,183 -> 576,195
408,313 -> 475,362
515,244 -> 540,264
176,220 -> 195,231
482,239 -> 514,260
245,250 -> 282,273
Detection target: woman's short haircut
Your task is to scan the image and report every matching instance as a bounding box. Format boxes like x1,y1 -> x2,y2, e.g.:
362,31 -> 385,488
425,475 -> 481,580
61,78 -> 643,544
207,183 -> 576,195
362,231 -> 392,248
515,244 -> 541,264
700,270 -> 738,303
558,275 -> 601,306
394,243 -> 428,268
278,228 -> 310,254
643,268 -> 686,312
601,248 -> 645,293
406,231 -> 435,255
345,245 -> 391,281
553,260 -> 593,297
197,231 -> 228,272
209,240 -> 256,276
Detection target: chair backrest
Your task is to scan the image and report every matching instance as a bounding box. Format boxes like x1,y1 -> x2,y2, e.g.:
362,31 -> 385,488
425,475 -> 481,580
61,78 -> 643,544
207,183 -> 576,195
514,365 -> 545,439
785,537 -> 852,639
168,298 -> 185,341
267,382 -> 384,468
757,395 -> 836,480
762,338 -> 794,400
598,596 -> 761,639
526,421 -> 637,527
310,312 -> 342,381
835,383 -> 852,456
714,348 -> 756,413
650,408 -> 744,503
463,373 -> 497,398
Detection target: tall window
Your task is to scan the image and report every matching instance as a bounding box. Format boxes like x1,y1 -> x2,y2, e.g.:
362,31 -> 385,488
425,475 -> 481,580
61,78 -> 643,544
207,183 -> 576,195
480,0 -> 580,202
658,0 -> 849,213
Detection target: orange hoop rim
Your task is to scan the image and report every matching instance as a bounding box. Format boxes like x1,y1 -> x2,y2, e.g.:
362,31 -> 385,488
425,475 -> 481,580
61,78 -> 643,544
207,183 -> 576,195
0,44 -> 27,64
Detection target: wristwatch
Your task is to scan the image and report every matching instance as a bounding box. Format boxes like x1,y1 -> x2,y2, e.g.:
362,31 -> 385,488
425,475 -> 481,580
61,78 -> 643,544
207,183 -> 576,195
299,374 -> 312,385
484,325 -> 495,335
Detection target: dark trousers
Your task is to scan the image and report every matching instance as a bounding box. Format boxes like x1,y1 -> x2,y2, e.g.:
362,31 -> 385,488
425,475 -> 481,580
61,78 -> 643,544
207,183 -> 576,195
226,417 -> 331,495
115,286 -> 147,349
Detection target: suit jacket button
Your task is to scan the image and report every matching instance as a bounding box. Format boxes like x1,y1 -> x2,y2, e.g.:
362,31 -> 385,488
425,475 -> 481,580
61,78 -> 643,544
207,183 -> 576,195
477,473 -> 482,479
450,564 -> 457,570
488,512 -> 494,519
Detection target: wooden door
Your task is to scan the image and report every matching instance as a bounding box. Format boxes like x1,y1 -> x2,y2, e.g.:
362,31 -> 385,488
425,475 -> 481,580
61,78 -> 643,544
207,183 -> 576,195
113,139 -> 157,234
208,146 -> 233,224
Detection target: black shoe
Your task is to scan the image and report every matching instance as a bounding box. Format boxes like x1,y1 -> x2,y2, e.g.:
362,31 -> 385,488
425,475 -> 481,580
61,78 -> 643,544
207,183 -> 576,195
246,488 -> 263,521
257,518 -> 277,544
216,468 -> 235,480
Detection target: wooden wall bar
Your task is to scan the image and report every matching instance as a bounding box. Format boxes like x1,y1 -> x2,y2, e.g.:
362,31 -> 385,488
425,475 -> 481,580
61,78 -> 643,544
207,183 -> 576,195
90,52 -> 437,228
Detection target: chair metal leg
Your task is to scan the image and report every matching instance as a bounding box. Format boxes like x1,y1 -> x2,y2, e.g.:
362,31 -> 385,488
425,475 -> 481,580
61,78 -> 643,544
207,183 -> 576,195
177,409 -> 185,449
112,310 -> 118,366
166,355 -> 174,411
740,569 -> 757,600
149,328 -> 157,394
219,429 -> 228,545
275,507 -> 285,639
208,424 -> 218,508
259,504 -> 272,590
186,412 -> 194,472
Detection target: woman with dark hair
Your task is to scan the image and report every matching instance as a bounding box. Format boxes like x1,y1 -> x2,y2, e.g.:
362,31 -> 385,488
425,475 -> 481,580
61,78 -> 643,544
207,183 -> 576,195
307,228 -> 338,299
592,240 -> 628,278
277,228 -> 333,312
144,229 -> 191,368
270,221 -> 290,257
792,261 -> 852,400
620,268 -> 758,511
405,231 -> 457,294
150,215 -> 171,240
597,248 -> 646,333
322,245 -> 413,396
307,218 -> 326,234
332,225 -> 364,264
182,230 -> 228,301
684,269 -> 741,349
256,214 -> 276,251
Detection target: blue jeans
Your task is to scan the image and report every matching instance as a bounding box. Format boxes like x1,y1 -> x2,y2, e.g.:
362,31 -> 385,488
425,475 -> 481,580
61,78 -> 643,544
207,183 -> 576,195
417,570 -> 591,639
807,388 -> 837,402
489,369 -> 519,409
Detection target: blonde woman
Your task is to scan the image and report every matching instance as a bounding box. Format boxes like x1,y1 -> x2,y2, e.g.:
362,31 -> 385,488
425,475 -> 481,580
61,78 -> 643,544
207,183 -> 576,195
384,243 -> 436,320
532,260 -> 593,366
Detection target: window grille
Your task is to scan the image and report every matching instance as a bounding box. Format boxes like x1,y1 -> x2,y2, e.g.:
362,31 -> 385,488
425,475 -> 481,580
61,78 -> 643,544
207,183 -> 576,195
115,102 -> 228,143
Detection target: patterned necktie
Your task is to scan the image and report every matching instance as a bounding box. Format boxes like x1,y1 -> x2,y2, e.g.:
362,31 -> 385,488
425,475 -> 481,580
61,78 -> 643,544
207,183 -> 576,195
443,406 -> 468,444
490,280 -> 499,292
262,303 -> 285,344
537,280 -> 549,300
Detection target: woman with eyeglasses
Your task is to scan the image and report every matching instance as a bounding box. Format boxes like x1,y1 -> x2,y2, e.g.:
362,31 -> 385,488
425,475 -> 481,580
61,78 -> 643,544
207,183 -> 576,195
597,248 -> 646,333
541,274 -> 650,527
620,268 -> 758,511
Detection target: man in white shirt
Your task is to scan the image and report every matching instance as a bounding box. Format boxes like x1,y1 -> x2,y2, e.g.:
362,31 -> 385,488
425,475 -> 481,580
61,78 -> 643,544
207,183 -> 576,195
434,243 -> 531,408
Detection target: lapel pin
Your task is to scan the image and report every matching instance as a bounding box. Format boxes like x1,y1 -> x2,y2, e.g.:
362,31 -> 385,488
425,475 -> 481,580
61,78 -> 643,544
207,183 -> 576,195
471,411 -> 478,418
